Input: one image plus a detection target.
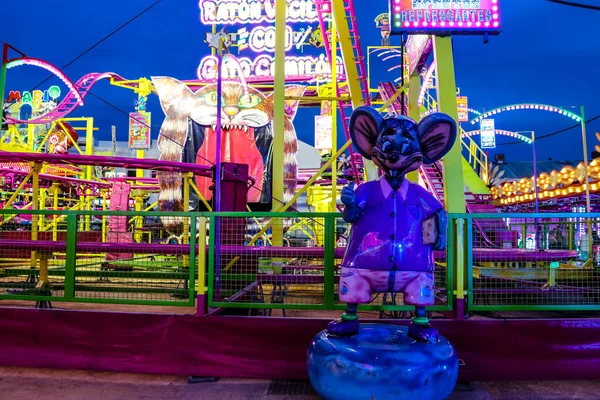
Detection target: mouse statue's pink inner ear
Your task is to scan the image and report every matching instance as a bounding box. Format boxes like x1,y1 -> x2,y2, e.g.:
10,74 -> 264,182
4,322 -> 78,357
349,106 -> 384,160
417,113 -> 457,164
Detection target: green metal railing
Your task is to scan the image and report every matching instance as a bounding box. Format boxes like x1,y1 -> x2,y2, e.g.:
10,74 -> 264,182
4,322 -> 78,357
1,209 -> 599,313
206,212 -> 453,313
453,213 -> 600,312
0,209 -> 196,306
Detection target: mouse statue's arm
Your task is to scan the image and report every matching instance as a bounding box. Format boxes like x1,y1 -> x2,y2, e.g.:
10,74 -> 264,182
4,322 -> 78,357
341,182 -> 362,223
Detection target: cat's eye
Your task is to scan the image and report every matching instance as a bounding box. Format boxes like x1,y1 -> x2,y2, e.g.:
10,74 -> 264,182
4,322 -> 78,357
238,94 -> 261,108
203,92 -> 223,106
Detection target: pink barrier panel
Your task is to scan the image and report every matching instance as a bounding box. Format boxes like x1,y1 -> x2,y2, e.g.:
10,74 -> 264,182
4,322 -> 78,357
0,308 -> 598,381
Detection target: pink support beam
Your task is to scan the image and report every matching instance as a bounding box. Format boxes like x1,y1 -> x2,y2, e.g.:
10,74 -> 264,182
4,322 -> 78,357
0,240 -> 578,262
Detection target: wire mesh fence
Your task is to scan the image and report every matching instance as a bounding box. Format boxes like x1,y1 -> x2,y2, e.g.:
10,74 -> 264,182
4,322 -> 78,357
207,213 -> 453,313
0,209 -> 65,303
0,209 -> 196,306
5,208 -> 600,313
464,213 -> 600,311
209,213 -> 329,312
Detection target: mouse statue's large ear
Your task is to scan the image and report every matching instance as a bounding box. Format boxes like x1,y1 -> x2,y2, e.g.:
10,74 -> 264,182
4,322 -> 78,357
349,106 -> 384,160
417,113 -> 457,164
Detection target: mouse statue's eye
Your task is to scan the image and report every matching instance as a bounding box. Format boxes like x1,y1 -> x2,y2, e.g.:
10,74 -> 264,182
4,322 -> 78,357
401,143 -> 412,155
381,140 -> 392,153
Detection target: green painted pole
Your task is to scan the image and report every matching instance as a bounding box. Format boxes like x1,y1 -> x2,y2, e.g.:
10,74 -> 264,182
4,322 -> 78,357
0,44 -> 9,121
323,215 -> 335,307
64,213 -> 78,299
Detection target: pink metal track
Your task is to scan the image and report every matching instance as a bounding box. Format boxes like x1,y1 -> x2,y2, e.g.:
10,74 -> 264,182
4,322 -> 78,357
315,0 -> 371,183
6,71 -> 125,125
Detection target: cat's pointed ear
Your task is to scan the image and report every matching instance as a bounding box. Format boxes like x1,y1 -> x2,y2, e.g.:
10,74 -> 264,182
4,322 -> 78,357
283,85 -> 306,120
151,76 -> 195,117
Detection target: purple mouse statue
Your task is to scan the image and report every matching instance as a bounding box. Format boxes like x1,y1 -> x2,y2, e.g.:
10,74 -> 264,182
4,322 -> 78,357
327,106 -> 457,343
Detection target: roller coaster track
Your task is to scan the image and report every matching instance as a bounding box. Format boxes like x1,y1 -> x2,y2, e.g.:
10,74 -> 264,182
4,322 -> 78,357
5,57 -> 125,125
315,0 -> 371,183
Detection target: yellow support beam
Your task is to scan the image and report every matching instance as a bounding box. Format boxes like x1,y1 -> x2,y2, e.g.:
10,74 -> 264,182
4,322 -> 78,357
407,73 -> 421,183
270,0 -> 286,274
330,14 -> 338,213
432,36 -> 466,214
1,171 -> 33,210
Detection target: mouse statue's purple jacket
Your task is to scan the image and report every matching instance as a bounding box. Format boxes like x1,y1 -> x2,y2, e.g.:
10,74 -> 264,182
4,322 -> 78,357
341,176 -> 442,272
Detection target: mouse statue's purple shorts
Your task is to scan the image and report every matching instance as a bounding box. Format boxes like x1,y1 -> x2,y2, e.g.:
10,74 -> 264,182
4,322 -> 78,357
339,176 -> 441,306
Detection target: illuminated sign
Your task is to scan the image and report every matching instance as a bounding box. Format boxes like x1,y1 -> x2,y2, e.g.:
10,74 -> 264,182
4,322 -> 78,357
5,86 -> 62,121
389,0 -> 502,35
197,54 -> 343,80
480,119 -> 496,149
197,0 -> 338,80
199,0 -> 322,25
457,96 -> 468,122
315,115 -> 332,150
128,112 -> 151,149
6,85 -> 61,105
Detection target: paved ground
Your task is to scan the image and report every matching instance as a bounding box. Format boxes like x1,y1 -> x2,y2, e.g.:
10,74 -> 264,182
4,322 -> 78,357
0,367 -> 599,399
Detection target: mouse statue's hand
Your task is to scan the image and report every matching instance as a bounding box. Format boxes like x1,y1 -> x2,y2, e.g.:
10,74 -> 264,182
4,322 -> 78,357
341,182 -> 356,208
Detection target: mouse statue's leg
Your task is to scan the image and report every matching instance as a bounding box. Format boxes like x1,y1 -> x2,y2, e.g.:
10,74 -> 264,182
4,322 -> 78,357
408,306 -> 439,344
326,267 -> 371,336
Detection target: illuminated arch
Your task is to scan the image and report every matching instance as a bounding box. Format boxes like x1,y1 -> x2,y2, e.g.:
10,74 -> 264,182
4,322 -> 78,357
6,57 -> 84,105
462,129 -> 533,144
470,103 -> 582,124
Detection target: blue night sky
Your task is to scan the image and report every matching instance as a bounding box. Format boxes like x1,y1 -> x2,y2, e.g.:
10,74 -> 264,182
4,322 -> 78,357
2,0 -> 599,163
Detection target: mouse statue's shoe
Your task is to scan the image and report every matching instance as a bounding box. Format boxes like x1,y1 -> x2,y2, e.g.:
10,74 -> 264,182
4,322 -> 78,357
326,305 -> 360,337
408,319 -> 440,344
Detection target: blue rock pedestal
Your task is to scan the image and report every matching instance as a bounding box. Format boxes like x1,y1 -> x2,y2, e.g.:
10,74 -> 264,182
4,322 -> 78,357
307,324 -> 458,400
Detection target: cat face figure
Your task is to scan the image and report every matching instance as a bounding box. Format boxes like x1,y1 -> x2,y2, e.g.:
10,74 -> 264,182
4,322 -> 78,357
151,76 -> 305,230
189,82 -> 273,134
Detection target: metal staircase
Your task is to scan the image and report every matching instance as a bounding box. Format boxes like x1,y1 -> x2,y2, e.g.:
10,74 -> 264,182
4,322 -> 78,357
378,81 -> 405,116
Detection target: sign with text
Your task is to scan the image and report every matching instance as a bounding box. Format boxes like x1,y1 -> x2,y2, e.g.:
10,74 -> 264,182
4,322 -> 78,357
197,0 -> 343,80
128,112 -> 151,149
480,118 -> 496,149
457,96 -> 468,122
314,115 -> 333,151
389,0 -> 502,36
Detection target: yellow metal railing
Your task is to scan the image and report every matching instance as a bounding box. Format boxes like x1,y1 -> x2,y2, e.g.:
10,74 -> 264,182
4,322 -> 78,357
461,130 -> 488,182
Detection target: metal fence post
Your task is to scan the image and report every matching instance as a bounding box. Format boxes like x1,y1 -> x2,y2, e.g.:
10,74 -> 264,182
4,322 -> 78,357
455,217 -> 466,320
189,215 -> 197,306
324,215 -> 335,308
207,215 -> 215,306
64,213 -> 78,299
196,216 -> 207,316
